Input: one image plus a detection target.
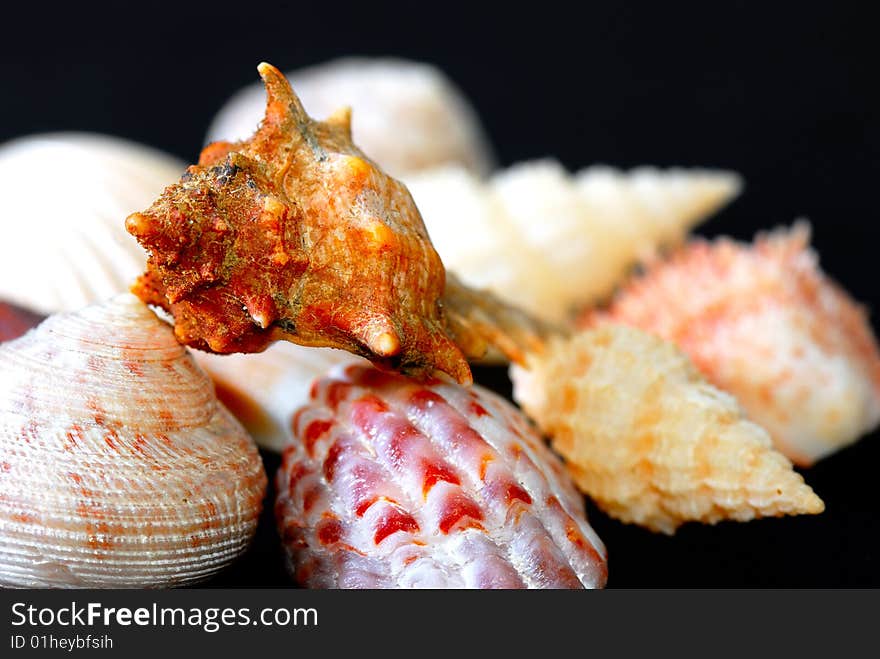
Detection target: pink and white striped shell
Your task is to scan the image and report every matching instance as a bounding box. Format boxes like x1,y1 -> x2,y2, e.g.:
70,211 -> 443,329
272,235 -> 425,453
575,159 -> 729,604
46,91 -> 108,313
511,325 -> 825,534
275,363 -> 607,589
0,294 -> 267,588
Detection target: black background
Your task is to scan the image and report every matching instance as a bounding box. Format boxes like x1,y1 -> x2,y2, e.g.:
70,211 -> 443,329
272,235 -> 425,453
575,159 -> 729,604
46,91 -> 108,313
2,2 -> 878,587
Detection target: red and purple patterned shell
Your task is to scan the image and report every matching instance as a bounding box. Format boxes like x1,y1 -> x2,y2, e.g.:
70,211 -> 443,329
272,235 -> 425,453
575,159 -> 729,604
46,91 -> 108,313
276,363 -> 607,588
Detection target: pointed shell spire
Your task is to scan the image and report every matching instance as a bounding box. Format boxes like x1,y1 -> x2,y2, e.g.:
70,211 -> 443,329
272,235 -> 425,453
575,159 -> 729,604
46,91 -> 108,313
258,61 -> 308,116
324,105 -> 353,138
252,62 -> 314,150
0,134 -> 185,315
126,63 -> 541,384
511,325 -> 824,534
406,160 -> 742,324
206,57 -> 495,178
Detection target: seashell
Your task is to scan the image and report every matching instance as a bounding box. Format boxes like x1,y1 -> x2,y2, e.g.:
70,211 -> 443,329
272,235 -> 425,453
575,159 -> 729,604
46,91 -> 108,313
0,133 -> 185,314
0,301 -> 43,342
510,325 -> 824,534
0,133 -> 357,453
194,275 -> 557,453
207,57 -> 494,178
195,344 -> 364,453
405,160 -> 742,325
276,363 -> 607,588
0,294 -> 267,588
580,224 -> 880,466
127,63 -> 548,385
193,275 -> 557,453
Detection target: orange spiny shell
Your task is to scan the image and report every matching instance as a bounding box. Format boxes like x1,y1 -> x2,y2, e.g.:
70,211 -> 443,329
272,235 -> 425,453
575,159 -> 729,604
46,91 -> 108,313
126,63 -> 471,384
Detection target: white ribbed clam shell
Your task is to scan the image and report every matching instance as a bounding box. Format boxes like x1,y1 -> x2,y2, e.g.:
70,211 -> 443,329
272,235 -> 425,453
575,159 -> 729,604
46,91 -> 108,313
206,57 -> 494,177
406,160 -> 742,324
0,294 -> 267,588
0,133 -> 185,314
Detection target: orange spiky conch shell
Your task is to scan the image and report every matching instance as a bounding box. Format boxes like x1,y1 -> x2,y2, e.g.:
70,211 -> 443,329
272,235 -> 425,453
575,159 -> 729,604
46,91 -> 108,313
128,62 -> 474,384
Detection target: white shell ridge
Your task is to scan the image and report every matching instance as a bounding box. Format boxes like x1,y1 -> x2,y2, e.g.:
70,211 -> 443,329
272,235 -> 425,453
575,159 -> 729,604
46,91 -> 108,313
584,224 -> 880,465
0,133 -> 185,314
406,160 -> 741,324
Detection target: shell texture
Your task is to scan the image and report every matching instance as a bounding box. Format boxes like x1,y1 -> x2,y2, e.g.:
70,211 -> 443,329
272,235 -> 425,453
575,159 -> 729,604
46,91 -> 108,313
276,363 -> 607,588
406,160 -> 742,324
127,63 -> 540,384
441,271 -> 562,365
581,224 -> 880,466
0,133 -> 185,314
195,344 -> 364,453
207,57 -> 494,178
196,272 -> 558,453
0,294 -> 267,588
510,325 -> 824,534
0,132 -> 371,452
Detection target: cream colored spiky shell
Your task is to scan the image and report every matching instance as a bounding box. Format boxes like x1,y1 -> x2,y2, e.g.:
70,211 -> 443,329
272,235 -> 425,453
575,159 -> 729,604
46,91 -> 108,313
0,133 -> 185,314
510,325 -> 824,534
194,345 -> 365,453
206,57 -> 494,177
0,294 -> 267,588
584,224 -> 880,466
406,160 -> 741,324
